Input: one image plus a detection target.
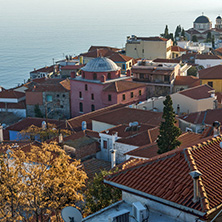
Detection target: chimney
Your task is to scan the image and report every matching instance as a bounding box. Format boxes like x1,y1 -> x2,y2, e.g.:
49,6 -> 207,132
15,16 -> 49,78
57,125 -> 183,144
0,124 -> 3,142
71,72 -> 76,78
58,133 -> 63,144
110,149 -> 116,168
213,121 -> 221,137
189,170 -> 202,203
79,56 -> 83,65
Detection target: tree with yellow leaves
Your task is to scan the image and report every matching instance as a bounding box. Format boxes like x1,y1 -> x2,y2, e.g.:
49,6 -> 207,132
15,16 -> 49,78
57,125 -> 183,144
0,142 -> 87,222
20,123 -> 71,142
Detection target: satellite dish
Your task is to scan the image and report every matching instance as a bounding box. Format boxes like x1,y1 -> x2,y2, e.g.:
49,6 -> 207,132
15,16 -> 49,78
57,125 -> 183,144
61,206 -> 82,222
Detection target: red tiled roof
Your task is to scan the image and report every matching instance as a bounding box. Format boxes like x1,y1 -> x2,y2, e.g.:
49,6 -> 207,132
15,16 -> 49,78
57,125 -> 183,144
174,76 -> 200,87
216,92 -> 222,103
105,136 -> 222,215
170,46 -> 187,52
88,46 -> 120,52
125,132 -> 203,158
6,117 -> 67,131
102,80 -> 146,93
82,158 -> 110,180
215,48 -> 222,54
132,67 -> 173,76
196,54 -> 222,60
178,84 -> 214,100
61,65 -> 85,70
26,79 -> 70,92
92,107 -> 162,126
0,90 -> 25,99
153,58 -> 180,63
108,53 -> 133,62
137,37 -> 168,41
67,104 -> 125,132
185,28 -> 202,35
30,66 -> 54,74
199,65 -> 222,79
0,101 -> 26,109
179,108 -> 222,125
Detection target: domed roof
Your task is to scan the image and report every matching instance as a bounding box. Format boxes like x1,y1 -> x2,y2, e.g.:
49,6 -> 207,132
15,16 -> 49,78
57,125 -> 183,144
194,15 -> 210,23
81,57 -> 120,72
217,15 -> 221,19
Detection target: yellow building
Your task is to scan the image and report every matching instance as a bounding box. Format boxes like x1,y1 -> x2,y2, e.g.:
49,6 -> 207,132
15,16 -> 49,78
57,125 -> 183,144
125,35 -> 173,59
198,64 -> 222,92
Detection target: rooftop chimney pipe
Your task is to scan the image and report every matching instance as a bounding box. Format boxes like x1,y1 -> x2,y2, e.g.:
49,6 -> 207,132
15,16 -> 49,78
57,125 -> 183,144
189,170 -> 202,203
0,124 -> 3,142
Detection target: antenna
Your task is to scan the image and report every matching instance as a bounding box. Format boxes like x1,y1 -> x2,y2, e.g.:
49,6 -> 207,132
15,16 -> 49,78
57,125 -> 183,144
61,206 -> 82,222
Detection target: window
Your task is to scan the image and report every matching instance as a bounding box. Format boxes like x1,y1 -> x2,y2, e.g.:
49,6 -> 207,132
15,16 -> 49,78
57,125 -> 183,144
91,93 -> 94,100
164,75 -> 170,82
91,104 -> 95,111
46,95 -> 52,102
103,140 -> 107,149
63,94 -> 65,98
122,64 -> 126,70
122,94 -> 126,101
85,84 -> 88,91
79,102 -> 83,112
107,73 -> 111,79
79,91 -> 82,98
139,90 -> 142,96
60,105 -> 64,108
57,94 -> 59,97
108,94 -> 112,101
208,81 -> 213,87
131,92 -> 134,98
82,71 -> 85,79
93,73 -> 97,80
142,49 -> 144,53
129,62 -> 132,67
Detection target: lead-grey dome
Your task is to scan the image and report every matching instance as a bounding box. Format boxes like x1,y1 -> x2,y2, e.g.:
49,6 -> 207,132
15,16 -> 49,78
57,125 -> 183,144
194,15 -> 210,23
217,15 -> 221,19
81,57 -> 120,72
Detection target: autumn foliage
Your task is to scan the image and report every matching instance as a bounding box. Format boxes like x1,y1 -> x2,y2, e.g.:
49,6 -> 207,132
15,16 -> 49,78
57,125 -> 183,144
0,142 -> 87,221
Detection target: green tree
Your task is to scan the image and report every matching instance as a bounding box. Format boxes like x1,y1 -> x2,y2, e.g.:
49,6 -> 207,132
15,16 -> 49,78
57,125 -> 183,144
34,104 -> 43,118
84,170 -> 121,216
157,95 -> 181,154
181,28 -> 185,37
187,66 -> 198,76
175,25 -> 182,38
192,35 -> 198,42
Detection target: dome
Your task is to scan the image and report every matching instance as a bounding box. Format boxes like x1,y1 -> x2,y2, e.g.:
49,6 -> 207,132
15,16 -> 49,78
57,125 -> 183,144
194,15 -> 210,23
217,15 -> 221,19
81,57 -> 120,72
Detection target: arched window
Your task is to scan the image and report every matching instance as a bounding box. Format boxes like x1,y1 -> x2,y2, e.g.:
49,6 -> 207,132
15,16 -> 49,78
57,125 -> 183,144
93,73 -> 97,80
79,102 -> 83,112
91,104 -> 95,111
107,73 -> 111,79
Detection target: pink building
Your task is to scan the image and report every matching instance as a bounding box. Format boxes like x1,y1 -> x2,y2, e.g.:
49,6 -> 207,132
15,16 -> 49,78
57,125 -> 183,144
70,57 -> 146,117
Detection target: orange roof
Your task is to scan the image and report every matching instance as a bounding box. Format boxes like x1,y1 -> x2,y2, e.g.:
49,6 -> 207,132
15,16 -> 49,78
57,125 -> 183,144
174,76 -> 200,87
199,65 -> 222,79
108,53 -> 133,62
67,104 -> 125,132
30,65 -> 54,74
137,37 -> 168,41
179,108 -> 222,125
105,136 -> 222,215
92,107 -> 162,126
196,54 -> 221,60
178,84 -> 214,100
125,132 -> 203,158
153,58 -> 180,63
0,90 -> 25,99
61,65 -> 85,70
0,101 -> 26,109
88,46 -> 120,52
102,81 -> 146,93
170,46 -> 187,52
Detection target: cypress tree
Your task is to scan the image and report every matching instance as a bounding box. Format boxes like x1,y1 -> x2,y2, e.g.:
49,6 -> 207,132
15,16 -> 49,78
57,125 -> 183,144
34,104 -> 43,118
157,95 -> 181,154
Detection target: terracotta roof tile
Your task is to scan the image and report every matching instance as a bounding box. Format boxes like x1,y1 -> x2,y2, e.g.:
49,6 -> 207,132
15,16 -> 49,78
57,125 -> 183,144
6,117 -> 67,131
92,107 -> 162,127
108,53 -> 133,62
0,101 -> 26,109
30,65 -> 54,74
67,104 -> 125,132
106,136 -> 222,214
61,65 -> 85,70
178,84 -> 214,100
0,90 -> 25,99
136,37 -> 168,41
199,65 -> 222,79
196,54 -> 222,60
88,46 -> 120,52
102,80 -> 146,93
153,58 -> 180,63
174,76 -> 200,87
170,46 -> 187,52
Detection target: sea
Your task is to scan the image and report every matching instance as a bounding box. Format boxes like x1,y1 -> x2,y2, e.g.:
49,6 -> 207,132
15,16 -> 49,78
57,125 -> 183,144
0,0 -> 222,89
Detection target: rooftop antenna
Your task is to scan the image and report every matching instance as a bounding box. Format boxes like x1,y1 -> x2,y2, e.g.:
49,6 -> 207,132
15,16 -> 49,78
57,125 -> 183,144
61,206 -> 82,222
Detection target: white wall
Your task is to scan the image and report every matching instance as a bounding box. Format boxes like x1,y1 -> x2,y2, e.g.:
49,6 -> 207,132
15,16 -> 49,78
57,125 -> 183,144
195,59 -> 222,68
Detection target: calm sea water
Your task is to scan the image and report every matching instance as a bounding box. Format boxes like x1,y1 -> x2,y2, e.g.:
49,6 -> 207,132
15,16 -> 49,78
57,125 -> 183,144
0,0 -> 222,89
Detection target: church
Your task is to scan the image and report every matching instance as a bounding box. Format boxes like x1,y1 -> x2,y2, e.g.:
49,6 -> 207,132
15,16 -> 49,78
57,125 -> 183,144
185,15 -> 222,42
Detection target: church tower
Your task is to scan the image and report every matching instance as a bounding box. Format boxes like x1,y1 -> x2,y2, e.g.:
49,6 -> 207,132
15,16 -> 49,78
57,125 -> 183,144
215,16 -> 222,29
